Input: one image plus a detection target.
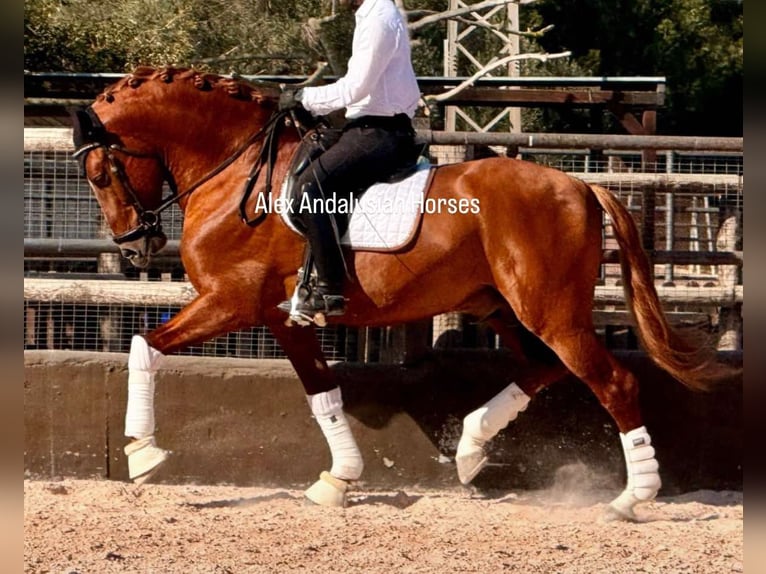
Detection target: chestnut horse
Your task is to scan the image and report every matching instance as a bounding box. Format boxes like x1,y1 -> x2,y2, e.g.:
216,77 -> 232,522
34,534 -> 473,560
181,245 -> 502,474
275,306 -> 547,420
73,67 -> 715,520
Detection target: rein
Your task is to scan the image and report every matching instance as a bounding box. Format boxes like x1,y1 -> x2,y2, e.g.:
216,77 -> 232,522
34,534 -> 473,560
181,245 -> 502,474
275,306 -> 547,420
73,107 -> 290,245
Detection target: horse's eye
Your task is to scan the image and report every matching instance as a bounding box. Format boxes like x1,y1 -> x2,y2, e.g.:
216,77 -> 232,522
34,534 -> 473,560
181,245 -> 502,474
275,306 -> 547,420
85,155 -> 112,188
89,169 -> 111,188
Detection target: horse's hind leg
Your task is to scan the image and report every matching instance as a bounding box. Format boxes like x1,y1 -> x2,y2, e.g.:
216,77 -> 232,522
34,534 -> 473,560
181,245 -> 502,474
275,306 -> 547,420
269,321 -> 363,508
531,320 -> 661,521
456,312 -> 569,484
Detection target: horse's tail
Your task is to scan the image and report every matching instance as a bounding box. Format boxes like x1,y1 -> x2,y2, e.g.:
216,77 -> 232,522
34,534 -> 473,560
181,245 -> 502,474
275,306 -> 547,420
587,183 -> 717,391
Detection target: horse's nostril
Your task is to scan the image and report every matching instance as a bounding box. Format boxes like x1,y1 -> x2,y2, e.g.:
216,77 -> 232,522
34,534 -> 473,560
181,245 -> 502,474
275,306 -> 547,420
149,235 -> 167,254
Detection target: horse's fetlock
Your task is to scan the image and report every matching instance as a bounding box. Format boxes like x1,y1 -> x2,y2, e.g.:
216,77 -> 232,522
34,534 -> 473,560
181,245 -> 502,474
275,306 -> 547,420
462,382 -> 530,443
620,426 -> 661,502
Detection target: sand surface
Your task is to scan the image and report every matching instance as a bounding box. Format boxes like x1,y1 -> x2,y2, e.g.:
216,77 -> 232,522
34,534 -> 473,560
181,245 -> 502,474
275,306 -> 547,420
24,478 -> 743,573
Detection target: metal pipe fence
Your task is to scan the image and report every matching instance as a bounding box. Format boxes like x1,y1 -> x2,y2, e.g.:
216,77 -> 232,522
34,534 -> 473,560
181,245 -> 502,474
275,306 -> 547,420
24,129 -> 743,358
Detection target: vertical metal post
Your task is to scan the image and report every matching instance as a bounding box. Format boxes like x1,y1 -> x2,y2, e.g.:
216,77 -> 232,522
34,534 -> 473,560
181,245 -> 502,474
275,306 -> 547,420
716,190 -> 743,350
663,151 -> 675,284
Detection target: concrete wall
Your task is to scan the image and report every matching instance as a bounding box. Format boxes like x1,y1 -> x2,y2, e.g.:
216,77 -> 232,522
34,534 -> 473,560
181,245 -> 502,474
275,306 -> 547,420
24,350 -> 742,494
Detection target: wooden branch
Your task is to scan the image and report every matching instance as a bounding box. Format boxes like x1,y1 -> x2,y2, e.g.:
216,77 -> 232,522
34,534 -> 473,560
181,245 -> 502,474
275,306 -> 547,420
294,62 -> 330,88
191,53 -> 310,65
423,51 -> 571,104
24,279 -> 199,306
24,128 -> 74,151
448,17 -> 553,38
593,285 -> 743,307
408,0 -> 537,32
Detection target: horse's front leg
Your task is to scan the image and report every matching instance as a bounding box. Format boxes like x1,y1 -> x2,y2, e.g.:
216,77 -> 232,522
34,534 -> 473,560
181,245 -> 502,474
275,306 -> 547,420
123,293 -> 252,484
269,321 -> 363,507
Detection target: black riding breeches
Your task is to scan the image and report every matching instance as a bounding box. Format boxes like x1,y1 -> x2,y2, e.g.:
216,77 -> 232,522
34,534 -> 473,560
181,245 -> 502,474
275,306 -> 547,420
293,117 -> 415,290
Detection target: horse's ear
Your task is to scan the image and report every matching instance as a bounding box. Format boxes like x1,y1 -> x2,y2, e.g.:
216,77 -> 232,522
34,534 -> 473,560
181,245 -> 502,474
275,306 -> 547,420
70,107 -> 93,149
69,107 -> 106,148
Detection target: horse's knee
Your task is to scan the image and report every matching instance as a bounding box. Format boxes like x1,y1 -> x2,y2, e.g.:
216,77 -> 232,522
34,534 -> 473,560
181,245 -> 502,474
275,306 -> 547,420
128,334 -> 165,372
548,331 -> 642,430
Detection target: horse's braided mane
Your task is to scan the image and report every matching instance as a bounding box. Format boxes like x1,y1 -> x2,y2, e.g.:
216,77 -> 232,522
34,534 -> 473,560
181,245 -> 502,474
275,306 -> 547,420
98,66 -> 280,104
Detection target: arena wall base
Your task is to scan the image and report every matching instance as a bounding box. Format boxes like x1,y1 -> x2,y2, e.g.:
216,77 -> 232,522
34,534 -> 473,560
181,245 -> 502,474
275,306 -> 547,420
24,350 -> 742,493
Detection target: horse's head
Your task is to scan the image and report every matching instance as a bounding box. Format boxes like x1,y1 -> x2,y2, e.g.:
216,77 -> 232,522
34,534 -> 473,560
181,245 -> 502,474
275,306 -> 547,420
72,67 -> 283,268
72,105 -> 170,268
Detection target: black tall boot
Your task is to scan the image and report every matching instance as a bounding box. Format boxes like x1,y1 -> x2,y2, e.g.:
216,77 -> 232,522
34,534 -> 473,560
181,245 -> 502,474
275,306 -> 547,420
279,184 -> 346,319
299,207 -> 346,316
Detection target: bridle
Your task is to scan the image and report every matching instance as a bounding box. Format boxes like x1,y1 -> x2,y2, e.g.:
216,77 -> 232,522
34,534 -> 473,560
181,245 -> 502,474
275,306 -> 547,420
72,105 -> 290,246
73,137 -> 171,245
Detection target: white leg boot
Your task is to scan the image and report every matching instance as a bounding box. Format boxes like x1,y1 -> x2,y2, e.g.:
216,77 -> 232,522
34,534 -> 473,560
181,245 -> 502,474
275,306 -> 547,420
304,387 -> 363,507
455,382 -> 530,484
606,425 -> 661,521
124,335 -> 169,484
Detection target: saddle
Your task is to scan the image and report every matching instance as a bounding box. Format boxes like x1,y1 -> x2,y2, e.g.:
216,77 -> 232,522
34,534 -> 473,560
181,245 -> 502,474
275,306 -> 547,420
281,122 -> 429,234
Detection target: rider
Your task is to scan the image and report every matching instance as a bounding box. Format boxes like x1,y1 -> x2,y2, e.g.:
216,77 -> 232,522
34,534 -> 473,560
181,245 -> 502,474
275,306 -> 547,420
278,0 -> 420,319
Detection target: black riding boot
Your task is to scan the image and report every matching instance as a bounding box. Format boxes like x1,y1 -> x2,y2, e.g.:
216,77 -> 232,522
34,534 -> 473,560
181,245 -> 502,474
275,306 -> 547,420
301,208 -> 346,316
280,188 -> 346,319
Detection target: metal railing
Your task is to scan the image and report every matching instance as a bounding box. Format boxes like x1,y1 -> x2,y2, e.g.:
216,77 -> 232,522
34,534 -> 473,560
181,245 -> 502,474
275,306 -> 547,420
24,128 -> 743,358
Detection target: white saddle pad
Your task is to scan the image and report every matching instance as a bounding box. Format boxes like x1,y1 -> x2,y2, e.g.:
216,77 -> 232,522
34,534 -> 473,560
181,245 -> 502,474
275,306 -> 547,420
280,162 -> 433,252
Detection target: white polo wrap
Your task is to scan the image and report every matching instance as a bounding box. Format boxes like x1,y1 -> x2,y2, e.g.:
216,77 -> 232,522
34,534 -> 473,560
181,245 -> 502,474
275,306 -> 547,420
458,382 -> 530,453
307,387 -> 364,481
124,335 -> 165,439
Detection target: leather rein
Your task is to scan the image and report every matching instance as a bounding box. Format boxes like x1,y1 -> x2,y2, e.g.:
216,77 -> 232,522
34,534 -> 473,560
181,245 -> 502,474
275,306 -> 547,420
72,106 -> 290,245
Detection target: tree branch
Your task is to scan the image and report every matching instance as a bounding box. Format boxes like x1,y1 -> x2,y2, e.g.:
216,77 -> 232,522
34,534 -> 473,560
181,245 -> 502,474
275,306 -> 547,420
408,0 -> 539,32
448,18 -> 554,39
295,61 -> 330,88
422,50 -> 571,104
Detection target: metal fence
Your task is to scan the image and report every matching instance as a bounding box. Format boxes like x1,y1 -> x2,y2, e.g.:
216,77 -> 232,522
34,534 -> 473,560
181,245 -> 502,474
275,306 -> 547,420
24,129 -> 743,359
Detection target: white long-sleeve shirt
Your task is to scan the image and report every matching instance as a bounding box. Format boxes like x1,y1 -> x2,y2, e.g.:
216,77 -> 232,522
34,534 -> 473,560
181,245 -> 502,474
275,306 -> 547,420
299,0 -> 421,119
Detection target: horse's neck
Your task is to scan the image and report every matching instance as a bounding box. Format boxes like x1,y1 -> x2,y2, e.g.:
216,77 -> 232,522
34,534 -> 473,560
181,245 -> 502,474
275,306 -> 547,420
168,117 -> 272,197
172,117 -> 302,216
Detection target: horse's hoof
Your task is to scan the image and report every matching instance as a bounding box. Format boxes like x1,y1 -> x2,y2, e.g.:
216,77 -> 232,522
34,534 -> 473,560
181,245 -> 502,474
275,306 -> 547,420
455,450 -> 488,485
304,471 -> 348,507
124,436 -> 170,485
602,503 -> 638,523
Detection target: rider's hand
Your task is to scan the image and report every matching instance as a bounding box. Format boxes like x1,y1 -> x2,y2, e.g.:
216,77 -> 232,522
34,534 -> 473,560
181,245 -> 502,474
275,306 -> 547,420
279,88 -> 304,112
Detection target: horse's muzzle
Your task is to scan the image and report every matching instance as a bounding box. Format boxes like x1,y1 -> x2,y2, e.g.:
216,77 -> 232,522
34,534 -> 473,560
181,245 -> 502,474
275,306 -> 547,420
119,233 -> 168,268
